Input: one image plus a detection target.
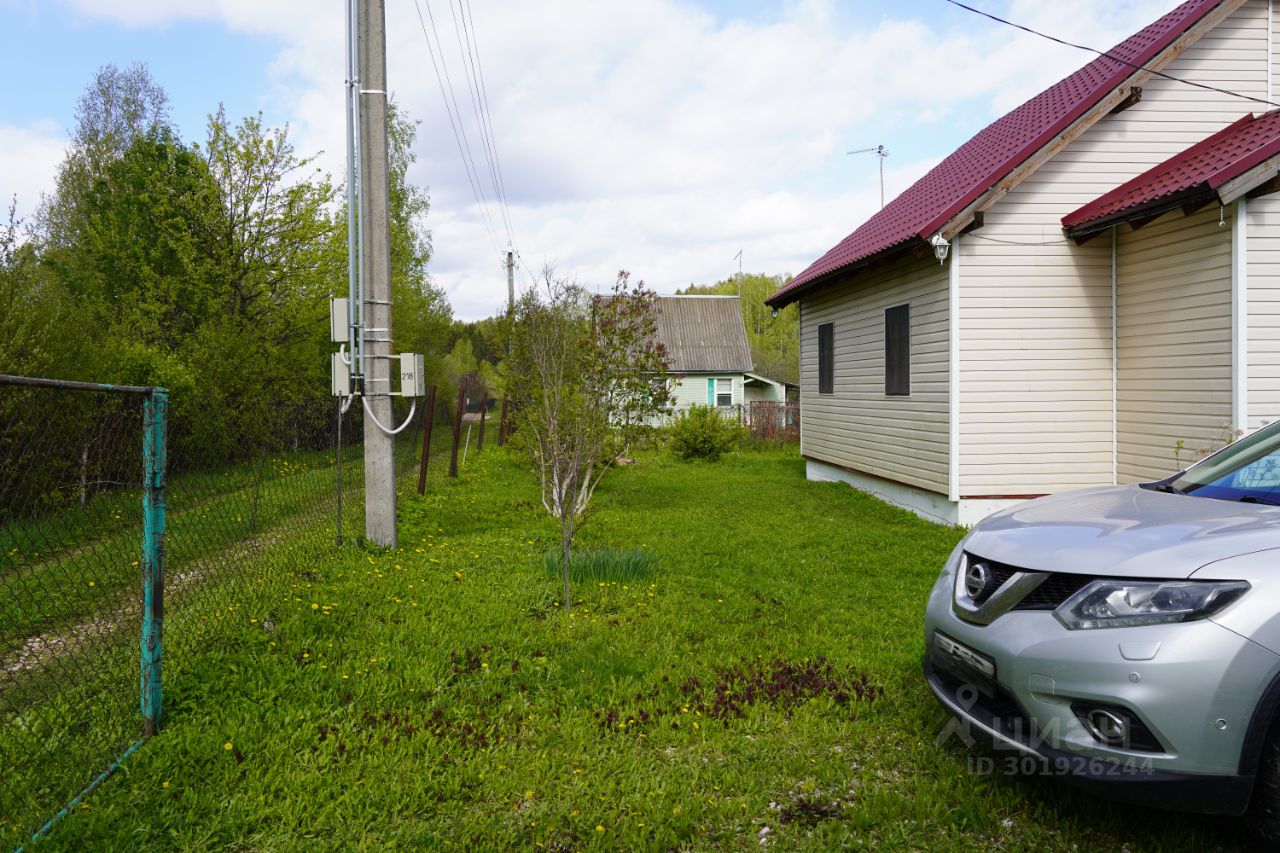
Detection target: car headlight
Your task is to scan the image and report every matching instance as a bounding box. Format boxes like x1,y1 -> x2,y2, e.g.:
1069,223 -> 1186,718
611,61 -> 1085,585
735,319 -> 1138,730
1054,579 -> 1250,630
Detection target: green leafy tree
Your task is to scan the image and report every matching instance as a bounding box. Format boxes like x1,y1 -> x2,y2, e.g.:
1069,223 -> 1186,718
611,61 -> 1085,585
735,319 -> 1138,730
505,269 -> 671,612
385,102 -> 451,359
0,198 -> 75,378
39,62 -> 171,250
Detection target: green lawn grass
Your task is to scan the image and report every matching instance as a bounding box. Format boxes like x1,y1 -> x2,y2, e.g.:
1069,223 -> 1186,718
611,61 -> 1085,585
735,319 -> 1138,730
29,446 -> 1252,851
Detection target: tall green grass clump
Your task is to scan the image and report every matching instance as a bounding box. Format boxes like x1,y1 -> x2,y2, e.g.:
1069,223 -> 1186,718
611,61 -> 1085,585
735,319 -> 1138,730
542,547 -> 660,584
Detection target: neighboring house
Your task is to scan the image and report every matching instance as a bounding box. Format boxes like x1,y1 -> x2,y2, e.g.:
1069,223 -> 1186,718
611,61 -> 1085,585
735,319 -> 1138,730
654,295 -> 788,414
766,0 -> 1280,526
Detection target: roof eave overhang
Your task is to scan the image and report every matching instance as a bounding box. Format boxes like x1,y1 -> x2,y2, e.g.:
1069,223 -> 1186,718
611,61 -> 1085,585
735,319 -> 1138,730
765,238 -> 927,309
1065,150 -> 1280,242
1064,187 -> 1216,243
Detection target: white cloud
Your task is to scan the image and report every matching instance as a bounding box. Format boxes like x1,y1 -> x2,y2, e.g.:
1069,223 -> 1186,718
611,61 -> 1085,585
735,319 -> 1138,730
0,121 -> 67,227
55,0 -> 1185,318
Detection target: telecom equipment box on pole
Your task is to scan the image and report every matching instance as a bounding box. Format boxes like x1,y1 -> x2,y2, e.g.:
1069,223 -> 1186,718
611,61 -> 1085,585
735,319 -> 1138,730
399,353 -> 425,397
329,297 -> 349,343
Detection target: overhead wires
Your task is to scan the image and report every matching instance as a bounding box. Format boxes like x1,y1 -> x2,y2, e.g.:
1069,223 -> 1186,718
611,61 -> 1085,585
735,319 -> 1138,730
411,0 -> 532,288
945,0 -> 1280,109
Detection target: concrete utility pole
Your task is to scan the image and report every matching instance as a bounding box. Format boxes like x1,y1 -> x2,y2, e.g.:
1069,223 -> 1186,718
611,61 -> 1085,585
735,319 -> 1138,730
359,0 -> 397,548
506,250 -> 515,313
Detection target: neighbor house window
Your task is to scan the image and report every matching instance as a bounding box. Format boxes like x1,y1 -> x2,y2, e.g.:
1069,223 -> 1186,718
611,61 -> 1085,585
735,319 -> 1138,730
818,323 -> 834,395
715,378 -> 732,407
885,304 -> 910,396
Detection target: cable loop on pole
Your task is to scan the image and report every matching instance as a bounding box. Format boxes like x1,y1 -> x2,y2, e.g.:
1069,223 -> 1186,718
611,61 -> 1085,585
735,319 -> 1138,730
361,396 -> 418,436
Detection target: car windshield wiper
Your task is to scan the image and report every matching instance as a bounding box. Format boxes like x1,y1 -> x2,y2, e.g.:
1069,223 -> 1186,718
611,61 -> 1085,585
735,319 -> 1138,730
1236,494 -> 1280,506
1149,482 -> 1186,495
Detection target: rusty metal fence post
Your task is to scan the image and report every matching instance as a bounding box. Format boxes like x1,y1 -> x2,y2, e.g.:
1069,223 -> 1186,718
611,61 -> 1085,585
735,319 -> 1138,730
417,384 -> 437,495
140,387 -> 167,737
449,385 -> 465,478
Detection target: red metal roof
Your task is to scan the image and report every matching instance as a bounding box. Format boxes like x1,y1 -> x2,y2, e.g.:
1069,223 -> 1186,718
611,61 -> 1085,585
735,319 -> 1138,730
766,0 -> 1226,308
1062,110 -> 1280,236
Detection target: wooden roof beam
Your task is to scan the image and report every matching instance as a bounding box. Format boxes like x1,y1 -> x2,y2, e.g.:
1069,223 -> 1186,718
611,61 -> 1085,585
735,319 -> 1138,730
1216,151 -> 1280,205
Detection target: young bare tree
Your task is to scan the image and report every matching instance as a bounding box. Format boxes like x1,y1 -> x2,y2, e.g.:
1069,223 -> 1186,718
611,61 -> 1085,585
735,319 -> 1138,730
506,269 -> 671,612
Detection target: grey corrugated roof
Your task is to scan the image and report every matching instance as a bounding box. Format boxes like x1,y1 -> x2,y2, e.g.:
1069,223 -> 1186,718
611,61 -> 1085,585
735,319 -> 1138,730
654,296 -> 753,373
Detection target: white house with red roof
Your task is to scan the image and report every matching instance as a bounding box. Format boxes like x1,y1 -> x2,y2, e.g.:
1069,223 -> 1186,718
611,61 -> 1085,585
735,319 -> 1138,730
766,0 -> 1280,525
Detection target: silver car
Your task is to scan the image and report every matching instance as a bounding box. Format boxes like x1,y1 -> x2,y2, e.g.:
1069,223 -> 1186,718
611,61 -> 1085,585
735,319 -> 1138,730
924,421 -> 1280,838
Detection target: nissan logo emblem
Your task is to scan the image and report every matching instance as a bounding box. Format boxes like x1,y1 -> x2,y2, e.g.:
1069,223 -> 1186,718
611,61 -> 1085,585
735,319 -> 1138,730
965,562 -> 991,599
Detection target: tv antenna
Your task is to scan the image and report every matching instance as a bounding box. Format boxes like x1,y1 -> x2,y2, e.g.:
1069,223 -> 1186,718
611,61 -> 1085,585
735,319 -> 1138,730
848,145 -> 889,209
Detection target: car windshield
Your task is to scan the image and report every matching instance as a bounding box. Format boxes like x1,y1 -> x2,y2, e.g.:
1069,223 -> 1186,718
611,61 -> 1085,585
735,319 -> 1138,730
1168,420 -> 1280,504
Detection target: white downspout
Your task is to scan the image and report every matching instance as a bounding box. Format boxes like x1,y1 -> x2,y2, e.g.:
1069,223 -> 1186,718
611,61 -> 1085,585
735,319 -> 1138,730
1111,226 -> 1118,485
1233,198 -> 1249,434
948,235 -> 961,504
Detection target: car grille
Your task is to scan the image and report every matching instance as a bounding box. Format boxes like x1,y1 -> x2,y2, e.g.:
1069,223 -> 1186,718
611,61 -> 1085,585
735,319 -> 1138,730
965,553 -> 1096,611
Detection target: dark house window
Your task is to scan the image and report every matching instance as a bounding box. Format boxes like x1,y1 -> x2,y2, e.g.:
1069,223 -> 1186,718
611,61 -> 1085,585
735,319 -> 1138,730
885,304 -> 910,396
818,322 -> 834,395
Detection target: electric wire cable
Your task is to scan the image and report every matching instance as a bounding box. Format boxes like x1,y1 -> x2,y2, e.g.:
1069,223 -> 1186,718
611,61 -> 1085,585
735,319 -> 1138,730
448,0 -> 513,244
412,0 -> 506,258
946,0 -> 1280,109
463,0 -> 515,240
361,396 -> 418,435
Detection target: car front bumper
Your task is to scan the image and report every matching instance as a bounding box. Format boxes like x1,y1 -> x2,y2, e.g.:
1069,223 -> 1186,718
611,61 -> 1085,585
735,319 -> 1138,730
923,562 -> 1280,816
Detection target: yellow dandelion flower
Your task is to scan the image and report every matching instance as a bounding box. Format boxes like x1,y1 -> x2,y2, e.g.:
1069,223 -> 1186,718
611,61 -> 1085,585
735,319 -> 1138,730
223,742 -> 233,751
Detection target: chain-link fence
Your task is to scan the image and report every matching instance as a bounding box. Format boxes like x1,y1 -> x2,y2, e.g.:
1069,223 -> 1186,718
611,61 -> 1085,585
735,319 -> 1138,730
0,374 -> 422,850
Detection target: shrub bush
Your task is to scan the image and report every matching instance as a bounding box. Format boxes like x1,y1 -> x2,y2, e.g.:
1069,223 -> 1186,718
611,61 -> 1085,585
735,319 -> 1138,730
669,404 -> 742,461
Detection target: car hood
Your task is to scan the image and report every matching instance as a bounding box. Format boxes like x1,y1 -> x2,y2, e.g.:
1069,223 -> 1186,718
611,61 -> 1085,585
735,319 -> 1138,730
964,484 -> 1280,578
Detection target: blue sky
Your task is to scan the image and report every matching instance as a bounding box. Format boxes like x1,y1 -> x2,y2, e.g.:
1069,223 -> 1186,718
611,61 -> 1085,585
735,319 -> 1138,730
1,0 -> 1182,318
2,7 -> 281,142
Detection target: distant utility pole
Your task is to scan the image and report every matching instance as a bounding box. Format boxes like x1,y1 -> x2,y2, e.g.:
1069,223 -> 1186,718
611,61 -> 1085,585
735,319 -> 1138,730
359,0 -> 397,548
507,249 -> 515,313
848,145 -> 889,209
734,250 -> 742,283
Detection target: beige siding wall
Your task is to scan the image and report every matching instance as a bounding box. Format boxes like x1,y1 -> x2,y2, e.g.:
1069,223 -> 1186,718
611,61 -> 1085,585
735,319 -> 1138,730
1249,195 -> 1280,429
1116,206 -> 1233,483
959,0 -> 1268,496
1272,0 -> 1279,100
799,255 -> 949,494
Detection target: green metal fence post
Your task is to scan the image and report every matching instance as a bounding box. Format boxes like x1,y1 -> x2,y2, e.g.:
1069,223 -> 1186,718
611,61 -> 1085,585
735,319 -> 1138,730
140,387 -> 167,737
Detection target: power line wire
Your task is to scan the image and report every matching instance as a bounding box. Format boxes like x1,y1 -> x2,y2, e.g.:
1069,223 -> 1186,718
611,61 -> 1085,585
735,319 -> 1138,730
945,0 -> 1280,109
463,0 -> 515,241
411,0 -> 505,258
448,0 -> 513,244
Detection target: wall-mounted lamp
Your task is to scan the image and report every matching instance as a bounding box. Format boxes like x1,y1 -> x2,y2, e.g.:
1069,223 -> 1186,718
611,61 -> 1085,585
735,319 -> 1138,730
930,233 -> 950,264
